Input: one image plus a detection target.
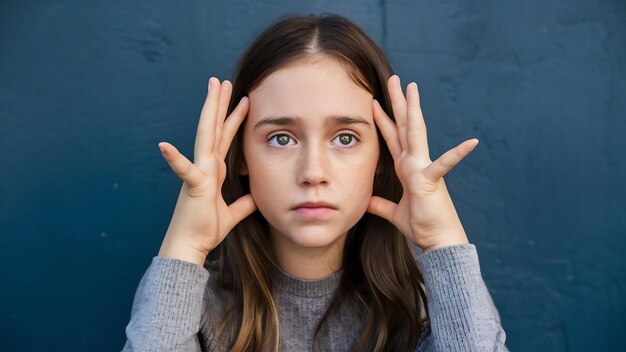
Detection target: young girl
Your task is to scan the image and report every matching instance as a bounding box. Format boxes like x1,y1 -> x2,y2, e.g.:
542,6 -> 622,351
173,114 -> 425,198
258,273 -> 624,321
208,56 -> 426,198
123,14 -> 507,352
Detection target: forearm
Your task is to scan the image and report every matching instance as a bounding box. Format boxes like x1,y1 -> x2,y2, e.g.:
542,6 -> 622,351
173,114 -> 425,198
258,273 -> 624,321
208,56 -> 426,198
415,244 -> 508,352
122,257 -> 209,351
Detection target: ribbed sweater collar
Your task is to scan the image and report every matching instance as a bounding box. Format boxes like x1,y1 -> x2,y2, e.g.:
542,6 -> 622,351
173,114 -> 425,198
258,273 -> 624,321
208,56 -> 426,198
272,267 -> 344,298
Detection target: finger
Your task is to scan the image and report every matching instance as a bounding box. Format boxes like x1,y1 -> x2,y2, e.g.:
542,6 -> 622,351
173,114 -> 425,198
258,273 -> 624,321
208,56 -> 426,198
159,142 -> 206,189
218,96 -> 249,160
388,75 -> 408,151
194,77 -> 221,166
214,80 -> 233,152
227,193 -> 257,227
372,99 -> 402,159
366,195 -> 398,224
406,82 -> 430,158
423,139 -> 479,182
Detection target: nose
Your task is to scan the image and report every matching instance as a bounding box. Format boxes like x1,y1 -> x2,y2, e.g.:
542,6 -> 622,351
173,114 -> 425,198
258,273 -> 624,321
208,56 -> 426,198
296,143 -> 329,187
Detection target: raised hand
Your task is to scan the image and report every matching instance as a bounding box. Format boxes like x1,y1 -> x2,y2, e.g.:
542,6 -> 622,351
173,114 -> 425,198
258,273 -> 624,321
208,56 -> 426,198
367,75 -> 479,252
157,77 -> 257,266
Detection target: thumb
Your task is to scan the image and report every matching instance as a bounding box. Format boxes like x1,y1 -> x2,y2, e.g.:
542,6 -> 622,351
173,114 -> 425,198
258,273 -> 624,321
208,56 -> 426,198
367,195 -> 397,223
228,194 -> 258,225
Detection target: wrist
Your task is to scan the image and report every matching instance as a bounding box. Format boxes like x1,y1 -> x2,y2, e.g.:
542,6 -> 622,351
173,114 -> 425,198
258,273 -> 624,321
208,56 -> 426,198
417,226 -> 469,253
421,239 -> 469,253
158,239 -> 208,267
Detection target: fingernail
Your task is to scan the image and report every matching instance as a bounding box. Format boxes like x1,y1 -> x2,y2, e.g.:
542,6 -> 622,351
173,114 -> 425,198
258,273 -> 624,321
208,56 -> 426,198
158,143 -> 166,154
395,75 -> 400,85
209,77 -> 214,90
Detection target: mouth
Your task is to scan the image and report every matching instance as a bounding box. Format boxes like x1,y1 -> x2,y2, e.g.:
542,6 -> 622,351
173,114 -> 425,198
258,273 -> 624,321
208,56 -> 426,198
292,201 -> 338,219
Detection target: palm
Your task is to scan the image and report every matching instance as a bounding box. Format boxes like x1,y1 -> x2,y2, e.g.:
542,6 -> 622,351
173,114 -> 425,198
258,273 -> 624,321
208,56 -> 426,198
158,78 -> 256,257
180,156 -> 233,246
367,76 -> 478,251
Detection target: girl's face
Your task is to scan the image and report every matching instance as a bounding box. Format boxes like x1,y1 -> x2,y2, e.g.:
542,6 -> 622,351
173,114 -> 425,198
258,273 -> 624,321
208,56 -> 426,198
242,58 -> 380,253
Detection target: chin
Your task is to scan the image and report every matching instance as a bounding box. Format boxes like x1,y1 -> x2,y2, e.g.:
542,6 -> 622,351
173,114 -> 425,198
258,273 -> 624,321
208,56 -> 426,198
271,224 -> 348,249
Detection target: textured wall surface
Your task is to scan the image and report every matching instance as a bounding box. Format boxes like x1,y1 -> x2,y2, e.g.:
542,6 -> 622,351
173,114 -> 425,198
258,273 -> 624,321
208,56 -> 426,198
1,1 -> 625,351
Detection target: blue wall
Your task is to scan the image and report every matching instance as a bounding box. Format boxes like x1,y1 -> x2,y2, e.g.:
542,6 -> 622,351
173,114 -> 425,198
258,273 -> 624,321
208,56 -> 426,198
1,1 -> 624,351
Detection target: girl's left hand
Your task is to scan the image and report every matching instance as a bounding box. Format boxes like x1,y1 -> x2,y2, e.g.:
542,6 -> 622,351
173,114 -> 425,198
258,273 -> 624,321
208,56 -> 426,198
367,75 -> 479,252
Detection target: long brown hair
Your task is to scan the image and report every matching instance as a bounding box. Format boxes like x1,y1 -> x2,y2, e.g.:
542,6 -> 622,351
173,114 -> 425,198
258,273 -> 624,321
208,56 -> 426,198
206,13 -> 430,351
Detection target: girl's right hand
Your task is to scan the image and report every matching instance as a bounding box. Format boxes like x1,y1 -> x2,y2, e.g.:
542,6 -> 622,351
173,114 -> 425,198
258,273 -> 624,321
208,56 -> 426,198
156,77 -> 257,267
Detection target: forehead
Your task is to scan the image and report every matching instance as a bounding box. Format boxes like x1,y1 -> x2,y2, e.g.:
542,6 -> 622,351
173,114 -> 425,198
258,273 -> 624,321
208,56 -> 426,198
246,59 -> 374,126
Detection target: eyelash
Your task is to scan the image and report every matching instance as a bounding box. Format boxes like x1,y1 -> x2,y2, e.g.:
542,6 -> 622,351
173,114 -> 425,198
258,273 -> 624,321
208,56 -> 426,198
267,131 -> 361,149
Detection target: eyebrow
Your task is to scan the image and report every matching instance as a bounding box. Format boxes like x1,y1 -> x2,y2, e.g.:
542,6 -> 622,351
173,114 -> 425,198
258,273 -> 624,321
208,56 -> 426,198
253,115 -> 371,130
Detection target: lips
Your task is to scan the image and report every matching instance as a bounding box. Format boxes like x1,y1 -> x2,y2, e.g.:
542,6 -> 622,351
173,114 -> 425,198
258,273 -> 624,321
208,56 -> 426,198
292,201 -> 337,219
293,201 -> 337,209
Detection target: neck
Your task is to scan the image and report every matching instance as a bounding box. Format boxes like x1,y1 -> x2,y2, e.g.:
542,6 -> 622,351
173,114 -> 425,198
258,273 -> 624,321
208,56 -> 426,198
270,230 -> 347,280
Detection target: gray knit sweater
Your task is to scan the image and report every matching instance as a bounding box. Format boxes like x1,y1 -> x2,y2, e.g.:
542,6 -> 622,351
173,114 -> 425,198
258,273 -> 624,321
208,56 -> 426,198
122,243 -> 508,351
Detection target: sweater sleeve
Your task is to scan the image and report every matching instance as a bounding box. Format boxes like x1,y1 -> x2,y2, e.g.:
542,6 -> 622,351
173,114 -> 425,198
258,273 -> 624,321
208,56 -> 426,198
415,243 -> 508,352
121,256 -> 211,352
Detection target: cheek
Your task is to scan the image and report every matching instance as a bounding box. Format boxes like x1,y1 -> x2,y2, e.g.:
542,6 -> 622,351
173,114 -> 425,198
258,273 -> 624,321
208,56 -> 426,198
247,160 -> 285,201
340,149 -> 379,196
246,160 -> 289,225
